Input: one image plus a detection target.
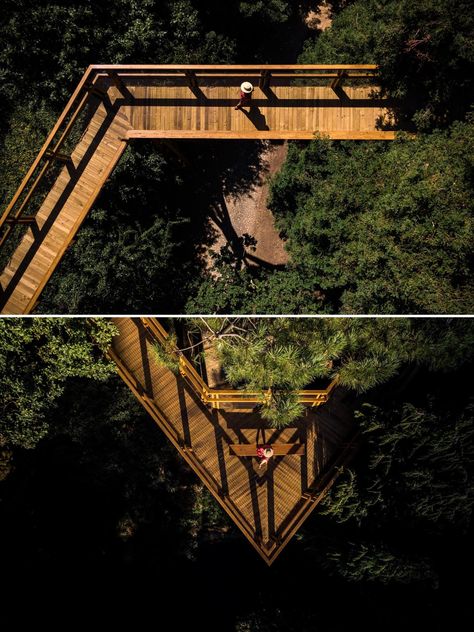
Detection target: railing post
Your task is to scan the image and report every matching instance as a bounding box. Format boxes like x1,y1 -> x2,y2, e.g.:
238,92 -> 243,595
259,70 -> 271,91
184,70 -> 199,90
85,82 -> 108,99
45,149 -> 72,164
107,70 -> 134,101
330,69 -> 348,91
4,217 -> 37,225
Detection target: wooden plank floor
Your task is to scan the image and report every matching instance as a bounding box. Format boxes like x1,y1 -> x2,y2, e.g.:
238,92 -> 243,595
110,317 -> 357,564
123,81 -> 394,139
0,98 -> 132,314
0,72 -> 394,314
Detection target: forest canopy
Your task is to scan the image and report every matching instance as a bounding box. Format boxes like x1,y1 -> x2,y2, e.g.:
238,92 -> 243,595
1,0 -> 473,313
0,316 -> 473,630
0,318 -> 116,449
268,122 -> 474,314
153,316 -> 474,426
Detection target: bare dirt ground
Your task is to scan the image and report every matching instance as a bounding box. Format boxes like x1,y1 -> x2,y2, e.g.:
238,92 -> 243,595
207,142 -> 289,268
201,332 -> 227,388
306,2 -> 333,31
205,4 -> 333,273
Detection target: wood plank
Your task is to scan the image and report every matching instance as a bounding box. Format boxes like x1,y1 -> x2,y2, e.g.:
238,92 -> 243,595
230,444 -> 306,456
1,66 -> 396,314
127,130 -> 396,140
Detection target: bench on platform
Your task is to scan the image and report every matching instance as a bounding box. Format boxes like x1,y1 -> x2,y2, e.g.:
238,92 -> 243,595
229,443 -> 305,457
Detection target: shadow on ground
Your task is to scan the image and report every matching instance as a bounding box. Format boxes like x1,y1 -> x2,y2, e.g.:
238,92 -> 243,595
36,138 -> 283,313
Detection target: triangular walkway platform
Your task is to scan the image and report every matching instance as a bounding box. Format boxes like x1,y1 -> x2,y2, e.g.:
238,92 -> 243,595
109,317 -> 359,564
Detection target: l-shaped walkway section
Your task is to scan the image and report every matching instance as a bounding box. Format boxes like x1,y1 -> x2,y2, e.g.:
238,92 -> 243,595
0,65 -> 396,314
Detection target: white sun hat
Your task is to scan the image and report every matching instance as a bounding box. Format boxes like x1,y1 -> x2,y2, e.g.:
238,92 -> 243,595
241,81 -> 254,93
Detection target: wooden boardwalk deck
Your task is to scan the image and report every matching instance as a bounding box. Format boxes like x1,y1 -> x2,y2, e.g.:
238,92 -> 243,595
0,98 -> 130,314
0,65 -> 396,314
123,82 -> 393,139
110,317 -> 359,564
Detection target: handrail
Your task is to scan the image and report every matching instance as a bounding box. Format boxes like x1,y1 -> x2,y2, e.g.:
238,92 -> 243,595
141,317 -> 337,409
0,63 -> 378,232
0,63 -> 382,294
91,64 -> 378,71
0,65 -> 102,248
0,66 -> 95,222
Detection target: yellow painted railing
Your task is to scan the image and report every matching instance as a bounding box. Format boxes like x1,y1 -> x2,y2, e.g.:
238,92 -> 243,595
140,317 -> 337,409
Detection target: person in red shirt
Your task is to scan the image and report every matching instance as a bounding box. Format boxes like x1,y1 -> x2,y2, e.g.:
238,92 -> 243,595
257,445 -> 274,469
235,81 -> 254,110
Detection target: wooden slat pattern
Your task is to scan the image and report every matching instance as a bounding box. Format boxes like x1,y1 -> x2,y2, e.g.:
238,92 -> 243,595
0,66 -> 394,314
0,98 -> 132,314
110,317 -> 358,564
124,82 -> 392,139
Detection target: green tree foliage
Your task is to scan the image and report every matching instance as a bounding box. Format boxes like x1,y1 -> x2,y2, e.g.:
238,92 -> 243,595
191,0 -> 304,62
151,332 -> 180,375
269,122 -> 474,314
299,0 -> 474,129
324,540 -> 437,586
0,437 -> 13,481
186,317 -> 474,426
239,1 -> 292,22
321,399 -> 474,532
214,318 -> 474,389
0,105 -> 56,209
308,394 -> 474,586
0,0 -> 235,110
301,1 -> 378,64
187,253 -> 330,314
0,318 -> 116,449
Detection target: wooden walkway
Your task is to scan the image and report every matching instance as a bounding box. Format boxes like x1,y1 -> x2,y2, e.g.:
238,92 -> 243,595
0,99 -> 130,314
0,65 -> 396,314
123,83 -> 393,140
110,317 -> 359,564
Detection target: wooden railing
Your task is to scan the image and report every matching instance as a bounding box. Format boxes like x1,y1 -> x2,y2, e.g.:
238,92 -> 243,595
267,427 -> 360,560
0,66 -> 100,247
0,63 -> 379,252
107,340 -> 263,559
140,317 -> 338,409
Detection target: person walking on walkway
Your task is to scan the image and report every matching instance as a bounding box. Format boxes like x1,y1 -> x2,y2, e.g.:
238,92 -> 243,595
257,446 -> 274,469
235,81 -> 254,110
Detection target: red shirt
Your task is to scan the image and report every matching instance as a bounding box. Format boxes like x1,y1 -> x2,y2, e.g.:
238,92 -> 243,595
257,445 -> 272,462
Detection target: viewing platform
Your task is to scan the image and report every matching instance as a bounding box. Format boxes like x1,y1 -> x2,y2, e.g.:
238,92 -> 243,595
109,317 -> 359,564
